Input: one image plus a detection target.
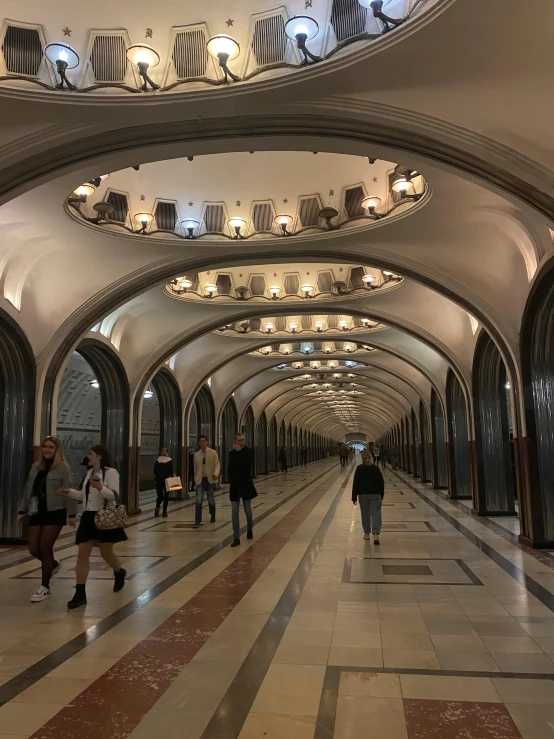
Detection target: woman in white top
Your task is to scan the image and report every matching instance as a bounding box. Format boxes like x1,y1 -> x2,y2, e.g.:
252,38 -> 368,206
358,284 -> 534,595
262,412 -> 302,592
58,444 -> 127,609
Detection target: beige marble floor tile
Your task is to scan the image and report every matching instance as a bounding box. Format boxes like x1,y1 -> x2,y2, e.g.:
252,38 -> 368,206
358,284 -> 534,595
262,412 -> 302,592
400,673 -> 501,701
0,702 -> 66,736
273,645 -> 330,665
339,671 -> 401,698
333,617 -> 381,633
493,678 -> 554,705
251,685 -> 322,716
263,663 -> 326,688
155,677 -> 231,711
48,656 -> 118,680
331,632 -> 382,649
280,630 -> 333,649
492,652 -> 554,673
175,659 -> 242,683
328,646 -> 383,667
334,696 -> 408,739
129,708 -> 213,739
11,676 -> 93,705
430,633 -> 488,652
383,649 -> 439,670
436,650 -> 500,671
381,632 -> 433,651
287,614 -> 336,631
482,636 -> 543,654
507,703 -> 554,739
379,618 -> 429,634
520,621 -> 554,638
239,713 -> 316,739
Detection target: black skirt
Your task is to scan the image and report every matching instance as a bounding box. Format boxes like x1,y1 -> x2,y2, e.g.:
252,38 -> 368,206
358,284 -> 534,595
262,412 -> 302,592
75,511 -> 128,545
28,508 -> 68,527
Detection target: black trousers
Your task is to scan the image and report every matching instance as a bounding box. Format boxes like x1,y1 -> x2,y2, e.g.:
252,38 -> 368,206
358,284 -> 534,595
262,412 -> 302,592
340,457 -> 347,468
155,481 -> 169,513
281,463 -> 288,472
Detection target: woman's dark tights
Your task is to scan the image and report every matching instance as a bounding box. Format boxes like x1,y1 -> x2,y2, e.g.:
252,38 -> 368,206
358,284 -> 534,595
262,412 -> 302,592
27,525 -> 63,587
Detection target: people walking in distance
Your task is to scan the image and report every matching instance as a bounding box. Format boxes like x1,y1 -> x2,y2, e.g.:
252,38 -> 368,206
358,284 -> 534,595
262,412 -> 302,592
372,444 -> 380,465
228,433 -> 257,547
58,444 -> 127,609
279,446 -> 288,473
348,447 -> 355,463
352,449 -> 385,545
389,445 -> 399,471
153,448 -> 174,518
193,436 -> 220,527
379,444 -> 387,468
301,446 -> 308,465
17,436 -> 77,603
339,444 -> 348,468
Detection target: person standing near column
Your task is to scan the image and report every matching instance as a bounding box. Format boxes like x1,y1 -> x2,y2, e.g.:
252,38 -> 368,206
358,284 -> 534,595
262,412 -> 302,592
379,444 -> 387,469
352,449 -> 385,545
228,433 -> 257,548
279,446 -> 288,473
301,446 -> 308,466
193,435 -> 220,527
17,436 -> 77,602
153,448 -> 174,518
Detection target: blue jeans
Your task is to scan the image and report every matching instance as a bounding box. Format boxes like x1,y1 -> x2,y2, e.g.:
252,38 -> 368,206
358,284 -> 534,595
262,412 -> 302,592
231,499 -> 253,539
195,477 -> 215,523
358,494 -> 382,535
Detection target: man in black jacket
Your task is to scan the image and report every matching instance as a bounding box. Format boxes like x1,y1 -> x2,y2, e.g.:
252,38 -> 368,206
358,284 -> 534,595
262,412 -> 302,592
352,450 -> 385,544
228,433 -> 258,547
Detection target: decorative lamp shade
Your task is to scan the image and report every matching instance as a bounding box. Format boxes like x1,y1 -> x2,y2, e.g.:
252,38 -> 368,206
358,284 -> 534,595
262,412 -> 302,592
392,177 -> 416,195
362,274 -> 373,284
229,217 -> 247,229
44,42 -> 80,68
285,16 -> 320,41
357,0 -> 373,7
265,322 -> 275,330
181,219 -> 199,231
269,285 -> 281,295
205,284 -> 218,294
178,277 -> 193,289
274,214 -> 293,226
74,183 -> 96,197
314,321 -> 324,328
207,34 -> 240,60
338,320 -> 349,327
289,322 -> 298,330
134,212 -> 154,225
126,44 -> 160,68
301,284 -> 313,295
361,196 -> 382,210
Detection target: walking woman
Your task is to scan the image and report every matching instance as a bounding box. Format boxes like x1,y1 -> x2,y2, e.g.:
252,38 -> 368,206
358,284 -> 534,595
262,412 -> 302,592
352,449 -> 385,544
278,446 -> 288,473
153,448 -> 174,518
17,436 -> 76,602
58,444 -> 127,609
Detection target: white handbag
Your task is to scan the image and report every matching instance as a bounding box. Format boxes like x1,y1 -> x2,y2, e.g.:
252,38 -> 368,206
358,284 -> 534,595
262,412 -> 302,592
165,476 -> 182,492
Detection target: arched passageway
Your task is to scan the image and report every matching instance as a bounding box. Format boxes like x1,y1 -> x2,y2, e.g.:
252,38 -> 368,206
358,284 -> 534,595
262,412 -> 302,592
431,389 -> 448,489
419,400 -> 432,483
268,416 -> 277,471
446,370 -> 472,500
220,396 -> 238,482
0,311 -> 35,540
256,412 -> 268,475
411,408 -> 420,477
139,384 -> 160,493
472,332 -> 515,516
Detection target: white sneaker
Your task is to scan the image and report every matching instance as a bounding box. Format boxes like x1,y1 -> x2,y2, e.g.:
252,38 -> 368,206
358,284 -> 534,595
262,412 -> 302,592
363,533 -> 371,540
30,585 -> 51,603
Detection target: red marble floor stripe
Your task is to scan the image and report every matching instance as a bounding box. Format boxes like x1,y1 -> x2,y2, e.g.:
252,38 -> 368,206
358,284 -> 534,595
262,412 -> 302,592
404,699 -> 522,739
396,472 -> 554,571
29,477 -> 339,739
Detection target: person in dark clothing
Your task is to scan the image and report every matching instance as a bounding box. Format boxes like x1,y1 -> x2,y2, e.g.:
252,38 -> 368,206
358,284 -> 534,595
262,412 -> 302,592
153,448 -> 174,518
17,436 -> 76,602
352,450 -> 385,544
228,433 -> 257,548
339,444 -> 348,468
279,446 -> 288,473
301,446 -> 308,466
379,445 -> 387,468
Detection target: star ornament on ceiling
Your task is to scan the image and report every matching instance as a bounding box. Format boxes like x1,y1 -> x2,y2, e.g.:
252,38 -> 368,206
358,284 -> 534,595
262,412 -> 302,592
188,201 -> 193,207
62,27 -> 71,36
226,18 -> 234,27
283,198 -> 288,204
373,177 -> 378,183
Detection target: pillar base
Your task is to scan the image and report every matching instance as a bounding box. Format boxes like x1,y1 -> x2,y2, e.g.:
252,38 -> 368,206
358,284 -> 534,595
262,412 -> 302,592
0,536 -> 25,545
472,508 -> 517,517
519,534 -> 554,549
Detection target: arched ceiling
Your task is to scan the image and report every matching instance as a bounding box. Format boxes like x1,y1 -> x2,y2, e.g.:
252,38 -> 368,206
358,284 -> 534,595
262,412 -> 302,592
0,0 -> 552,444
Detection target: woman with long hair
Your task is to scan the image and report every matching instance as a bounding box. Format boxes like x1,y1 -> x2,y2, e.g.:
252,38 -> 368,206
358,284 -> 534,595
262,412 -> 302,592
58,444 -> 127,609
17,436 -> 76,602
352,449 -> 385,545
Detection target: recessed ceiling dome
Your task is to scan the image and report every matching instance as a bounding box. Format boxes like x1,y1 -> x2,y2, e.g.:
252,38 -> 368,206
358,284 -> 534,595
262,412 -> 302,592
217,314 -> 386,337
66,152 -> 426,240
250,341 -> 378,357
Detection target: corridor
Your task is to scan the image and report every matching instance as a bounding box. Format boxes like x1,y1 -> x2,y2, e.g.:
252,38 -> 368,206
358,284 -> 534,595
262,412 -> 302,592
0,460 -> 552,738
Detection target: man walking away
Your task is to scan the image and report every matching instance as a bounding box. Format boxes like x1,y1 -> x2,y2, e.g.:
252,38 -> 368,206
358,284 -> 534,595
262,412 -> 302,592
301,446 -> 308,466
339,445 -> 348,468
379,445 -> 387,469
372,445 -> 380,466
228,433 -> 257,547
153,448 -> 174,518
193,436 -> 220,527
352,450 -> 385,545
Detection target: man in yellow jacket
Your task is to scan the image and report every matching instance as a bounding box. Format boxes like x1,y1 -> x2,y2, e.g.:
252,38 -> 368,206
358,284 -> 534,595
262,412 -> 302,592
193,435 -> 220,527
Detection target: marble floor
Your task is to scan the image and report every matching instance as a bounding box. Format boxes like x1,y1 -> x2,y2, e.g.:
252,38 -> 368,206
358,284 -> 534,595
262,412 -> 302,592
1,461 -> 554,738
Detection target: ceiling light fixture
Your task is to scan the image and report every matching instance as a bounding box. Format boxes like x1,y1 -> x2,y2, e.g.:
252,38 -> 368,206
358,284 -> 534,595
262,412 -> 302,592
69,182 -> 96,204
319,206 -> 339,230
339,320 -> 349,331
269,285 -> 281,300
205,284 -> 218,298
265,323 -> 274,334
235,286 -> 248,300
89,379 -> 100,389
181,219 -> 199,239
207,34 -> 241,82
274,214 -> 293,236
289,322 -> 298,333
126,44 -> 160,91
314,321 -> 324,332
144,389 -> 154,399
44,42 -> 79,90
176,277 -> 193,293
284,16 -> 321,66
358,0 -> 404,33
134,212 -> 154,234
392,176 -> 418,199
229,217 -> 247,238
361,196 -> 382,218
301,284 -> 313,298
